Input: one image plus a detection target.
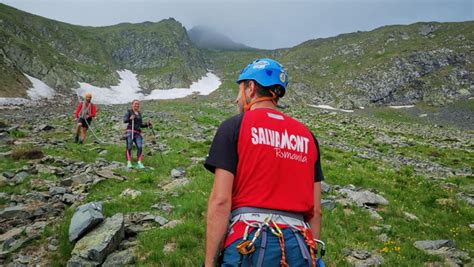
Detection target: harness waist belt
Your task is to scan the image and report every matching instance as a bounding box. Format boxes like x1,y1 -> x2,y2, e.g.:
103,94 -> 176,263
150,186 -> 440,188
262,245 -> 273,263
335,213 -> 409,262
231,213 -> 308,229
232,207 -> 305,221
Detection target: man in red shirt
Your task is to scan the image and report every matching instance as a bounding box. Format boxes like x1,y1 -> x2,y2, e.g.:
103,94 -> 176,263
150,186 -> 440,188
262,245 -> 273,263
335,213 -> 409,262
204,58 -> 324,266
74,92 -> 97,144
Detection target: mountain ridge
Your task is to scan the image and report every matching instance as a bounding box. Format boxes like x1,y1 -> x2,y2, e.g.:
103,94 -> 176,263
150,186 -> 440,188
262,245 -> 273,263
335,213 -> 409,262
0,3 -> 472,108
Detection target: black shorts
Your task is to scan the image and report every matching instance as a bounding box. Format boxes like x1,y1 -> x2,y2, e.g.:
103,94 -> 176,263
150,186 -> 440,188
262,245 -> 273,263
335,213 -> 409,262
78,118 -> 93,129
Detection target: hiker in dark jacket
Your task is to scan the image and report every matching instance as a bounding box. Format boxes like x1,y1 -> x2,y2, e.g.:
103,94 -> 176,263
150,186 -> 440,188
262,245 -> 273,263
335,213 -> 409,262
123,99 -> 151,169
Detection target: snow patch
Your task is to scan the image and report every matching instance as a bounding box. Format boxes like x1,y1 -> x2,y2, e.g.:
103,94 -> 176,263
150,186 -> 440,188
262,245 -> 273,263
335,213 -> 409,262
76,70 -> 144,105
0,74 -> 55,106
308,104 -> 354,113
75,70 -> 221,104
388,105 -> 415,109
25,74 -> 55,100
145,73 -> 221,100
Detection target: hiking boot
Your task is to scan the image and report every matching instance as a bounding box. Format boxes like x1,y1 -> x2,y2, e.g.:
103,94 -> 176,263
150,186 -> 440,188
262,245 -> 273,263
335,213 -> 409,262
136,162 -> 145,169
74,135 -> 79,143
127,162 -> 133,169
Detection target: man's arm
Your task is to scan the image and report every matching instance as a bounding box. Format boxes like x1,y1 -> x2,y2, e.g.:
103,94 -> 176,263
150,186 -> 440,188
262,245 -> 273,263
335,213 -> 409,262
205,168 -> 234,266
308,182 -> 322,239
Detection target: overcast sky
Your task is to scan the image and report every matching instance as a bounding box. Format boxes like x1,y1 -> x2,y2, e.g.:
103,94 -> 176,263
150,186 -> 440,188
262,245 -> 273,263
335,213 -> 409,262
1,0 -> 473,49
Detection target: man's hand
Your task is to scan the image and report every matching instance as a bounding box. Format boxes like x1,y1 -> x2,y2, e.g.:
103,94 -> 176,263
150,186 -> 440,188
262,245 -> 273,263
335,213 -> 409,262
130,115 -> 135,120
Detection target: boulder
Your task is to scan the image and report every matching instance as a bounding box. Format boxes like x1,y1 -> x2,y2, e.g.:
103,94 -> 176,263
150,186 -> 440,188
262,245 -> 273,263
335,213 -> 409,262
37,124 -> 54,131
102,248 -> 135,266
69,202 -> 104,242
11,171 -> 29,184
0,205 -> 34,220
343,248 -> 384,266
68,213 -> 124,266
163,178 -> 190,191
414,240 -> 455,251
414,240 -> 470,266
171,167 -> 186,178
321,199 -> 336,210
49,186 -> 67,196
338,187 -> 389,207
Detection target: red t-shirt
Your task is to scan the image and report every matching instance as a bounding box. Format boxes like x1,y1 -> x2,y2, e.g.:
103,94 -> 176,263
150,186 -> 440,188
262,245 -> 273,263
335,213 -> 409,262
234,108 -> 318,218
205,108 -> 323,248
74,102 -> 97,119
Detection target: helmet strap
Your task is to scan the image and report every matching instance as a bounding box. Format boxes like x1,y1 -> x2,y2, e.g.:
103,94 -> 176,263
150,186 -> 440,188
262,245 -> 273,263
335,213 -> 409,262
244,90 -> 278,112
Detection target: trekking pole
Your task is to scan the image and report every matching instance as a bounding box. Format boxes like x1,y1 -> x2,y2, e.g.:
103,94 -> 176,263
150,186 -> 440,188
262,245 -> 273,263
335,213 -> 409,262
150,126 -> 164,164
131,117 -> 134,143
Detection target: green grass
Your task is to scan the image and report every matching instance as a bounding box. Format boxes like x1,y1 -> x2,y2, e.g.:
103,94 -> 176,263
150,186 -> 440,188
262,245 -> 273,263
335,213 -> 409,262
1,94 -> 473,266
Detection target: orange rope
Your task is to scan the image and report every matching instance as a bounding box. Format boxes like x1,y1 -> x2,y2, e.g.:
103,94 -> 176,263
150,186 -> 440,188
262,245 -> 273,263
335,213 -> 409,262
277,234 -> 289,267
300,229 -> 316,267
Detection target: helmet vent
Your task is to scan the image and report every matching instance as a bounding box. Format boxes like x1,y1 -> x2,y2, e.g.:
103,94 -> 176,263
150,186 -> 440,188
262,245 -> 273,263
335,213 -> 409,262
266,70 -> 273,76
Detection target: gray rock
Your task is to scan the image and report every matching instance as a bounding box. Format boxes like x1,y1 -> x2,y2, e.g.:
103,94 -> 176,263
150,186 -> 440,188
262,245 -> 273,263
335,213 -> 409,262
68,174 -> 94,186
66,256 -> 101,267
49,186 -> 67,196
171,167 -> 186,178
338,188 -> 389,207
37,124 -> 54,131
414,240 -> 455,251
0,205 -> 34,220
11,171 -> 29,184
62,193 -> 77,204
69,202 -> 104,242
456,193 -> 474,206
344,249 -> 384,266
161,219 -> 183,229
366,208 -> 383,221
154,215 -> 169,226
102,248 -> 135,267
403,212 -> 419,221
321,199 -> 336,210
68,213 -> 124,265
414,240 -> 470,266
95,169 -> 124,181
321,181 -> 331,193
2,172 -> 15,179
151,202 -> 174,213
163,178 -> 190,191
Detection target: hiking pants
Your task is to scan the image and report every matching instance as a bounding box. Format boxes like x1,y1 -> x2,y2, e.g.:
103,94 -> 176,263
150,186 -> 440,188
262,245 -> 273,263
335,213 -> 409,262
220,227 -> 319,267
125,132 -> 143,162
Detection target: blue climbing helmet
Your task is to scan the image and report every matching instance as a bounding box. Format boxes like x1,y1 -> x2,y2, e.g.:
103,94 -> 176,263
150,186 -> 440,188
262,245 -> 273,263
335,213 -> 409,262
236,58 -> 288,97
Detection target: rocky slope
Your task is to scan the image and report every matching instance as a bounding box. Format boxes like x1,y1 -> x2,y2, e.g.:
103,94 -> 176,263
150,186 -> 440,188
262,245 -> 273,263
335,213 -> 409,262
208,22 -> 474,109
0,94 -> 472,265
0,4 -> 207,97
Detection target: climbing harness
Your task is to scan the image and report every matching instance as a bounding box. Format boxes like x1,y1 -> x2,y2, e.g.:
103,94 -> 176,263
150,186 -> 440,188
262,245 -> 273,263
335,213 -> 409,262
230,207 -> 326,267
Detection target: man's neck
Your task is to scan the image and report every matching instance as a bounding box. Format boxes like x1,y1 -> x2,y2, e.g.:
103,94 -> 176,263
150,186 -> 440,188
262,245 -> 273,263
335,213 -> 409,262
250,101 -> 277,110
